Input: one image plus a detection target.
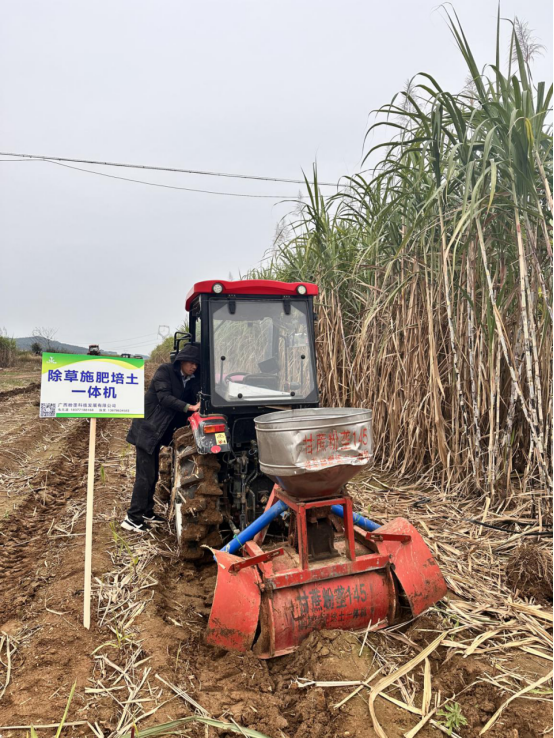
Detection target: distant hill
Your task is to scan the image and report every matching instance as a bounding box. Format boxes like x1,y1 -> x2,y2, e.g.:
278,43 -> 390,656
15,337 -> 149,358
16,337 -> 90,354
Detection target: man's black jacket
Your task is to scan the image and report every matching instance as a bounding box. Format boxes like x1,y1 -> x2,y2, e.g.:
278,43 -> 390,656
127,358 -> 200,454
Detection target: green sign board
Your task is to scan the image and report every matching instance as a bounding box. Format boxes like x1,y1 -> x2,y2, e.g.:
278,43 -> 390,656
39,353 -> 145,418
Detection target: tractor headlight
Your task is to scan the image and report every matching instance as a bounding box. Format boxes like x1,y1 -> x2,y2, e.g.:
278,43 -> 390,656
212,282 -> 224,294
296,284 -> 307,295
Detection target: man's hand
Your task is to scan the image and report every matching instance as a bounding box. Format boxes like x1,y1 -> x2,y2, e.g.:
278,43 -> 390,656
188,403 -> 200,413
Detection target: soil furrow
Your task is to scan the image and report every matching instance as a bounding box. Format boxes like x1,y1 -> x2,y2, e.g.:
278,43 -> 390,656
0,382 -> 41,402
0,419 -> 109,626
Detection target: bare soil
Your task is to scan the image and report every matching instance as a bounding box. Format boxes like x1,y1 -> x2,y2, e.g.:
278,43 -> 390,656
0,355 -> 42,391
0,383 -> 551,738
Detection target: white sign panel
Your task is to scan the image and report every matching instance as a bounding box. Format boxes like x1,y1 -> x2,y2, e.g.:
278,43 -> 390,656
40,353 -> 145,418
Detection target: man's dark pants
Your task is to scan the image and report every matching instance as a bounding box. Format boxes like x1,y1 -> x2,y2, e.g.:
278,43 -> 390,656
127,425 -> 174,523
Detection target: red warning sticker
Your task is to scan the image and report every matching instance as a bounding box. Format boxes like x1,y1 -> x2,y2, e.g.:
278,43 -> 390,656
211,445 -> 221,453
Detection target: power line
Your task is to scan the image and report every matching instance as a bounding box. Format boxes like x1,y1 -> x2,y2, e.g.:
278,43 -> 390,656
104,343 -> 157,353
0,151 -> 338,187
97,332 -> 159,345
0,156 -> 300,198
39,159 -> 297,199
109,337 -> 159,349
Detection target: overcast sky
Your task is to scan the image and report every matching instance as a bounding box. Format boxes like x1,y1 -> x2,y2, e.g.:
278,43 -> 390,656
1,0 -> 551,354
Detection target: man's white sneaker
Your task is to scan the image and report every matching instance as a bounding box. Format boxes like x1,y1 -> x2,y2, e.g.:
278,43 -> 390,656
121,516 -> 150,533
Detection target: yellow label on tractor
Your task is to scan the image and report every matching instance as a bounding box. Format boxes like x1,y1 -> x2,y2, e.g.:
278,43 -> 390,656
215,432 -> 227,445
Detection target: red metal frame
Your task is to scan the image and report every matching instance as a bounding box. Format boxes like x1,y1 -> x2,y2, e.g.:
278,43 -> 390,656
246,486 -> 391,591
185,279 -> 319,310
358,530 -> 412,543
253,487 -> 279,546
229,547 -> 285,573
275,490 -> 357,568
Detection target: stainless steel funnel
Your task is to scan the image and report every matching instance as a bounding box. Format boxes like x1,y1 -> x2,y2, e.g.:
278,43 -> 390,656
254,408 -> 373,499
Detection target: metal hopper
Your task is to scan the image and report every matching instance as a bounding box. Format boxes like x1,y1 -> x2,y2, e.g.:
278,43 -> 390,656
255,408 -> 373,499
207,407 -> 446,658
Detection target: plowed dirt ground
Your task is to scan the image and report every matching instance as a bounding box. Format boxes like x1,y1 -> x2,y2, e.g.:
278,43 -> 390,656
0,374 -> 551,738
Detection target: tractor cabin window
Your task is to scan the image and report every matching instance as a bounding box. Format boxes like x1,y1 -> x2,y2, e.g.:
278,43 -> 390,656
210,299 -> 316,405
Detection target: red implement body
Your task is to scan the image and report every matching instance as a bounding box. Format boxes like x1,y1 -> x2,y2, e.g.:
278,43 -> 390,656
207,487 -> 447,658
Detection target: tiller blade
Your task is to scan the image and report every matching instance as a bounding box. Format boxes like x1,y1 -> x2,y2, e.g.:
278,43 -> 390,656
206,507 -> 446,658
362,517 -> 447,617
208,550 -> 262,652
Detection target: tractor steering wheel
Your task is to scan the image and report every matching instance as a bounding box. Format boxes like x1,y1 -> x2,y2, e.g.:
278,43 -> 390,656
224,372 -> 249,385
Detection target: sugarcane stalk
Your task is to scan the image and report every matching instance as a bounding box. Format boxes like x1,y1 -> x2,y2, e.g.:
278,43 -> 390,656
524,213 -> 552,321
512,191 -> 547,486
474,216 -> 550,487
487,339 -> 497,495
534,149 -> 553,212
439,201 -> 476,481
466,242 -> 481,479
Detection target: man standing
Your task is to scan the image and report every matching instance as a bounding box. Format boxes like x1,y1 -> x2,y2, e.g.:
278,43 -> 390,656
121,344 -> 201,532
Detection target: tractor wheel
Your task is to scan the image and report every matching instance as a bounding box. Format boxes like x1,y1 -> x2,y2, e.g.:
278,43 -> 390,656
170,426 -> 223,560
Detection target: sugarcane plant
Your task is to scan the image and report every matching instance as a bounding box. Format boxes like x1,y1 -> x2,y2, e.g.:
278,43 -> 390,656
254,8 -> 552,507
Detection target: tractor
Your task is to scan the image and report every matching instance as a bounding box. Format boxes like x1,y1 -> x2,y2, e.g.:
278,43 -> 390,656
158,279 -> 319,558
158,279 -> 447,657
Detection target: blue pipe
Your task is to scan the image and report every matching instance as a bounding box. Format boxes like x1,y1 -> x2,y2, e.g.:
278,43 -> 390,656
221,499 -> 381,555
221,500 -> 289,555
331,504 -> 381,532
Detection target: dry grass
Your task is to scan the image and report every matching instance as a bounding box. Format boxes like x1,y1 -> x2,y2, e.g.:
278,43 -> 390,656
354,470 -> 552,645
91,530 -> 164,736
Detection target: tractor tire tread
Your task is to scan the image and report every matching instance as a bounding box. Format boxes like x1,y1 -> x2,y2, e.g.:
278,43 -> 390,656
170,427 -> 223,558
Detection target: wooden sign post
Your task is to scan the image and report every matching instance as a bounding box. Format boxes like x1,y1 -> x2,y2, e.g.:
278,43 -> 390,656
38,352 -> 145,629
83,417 -> 97,629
